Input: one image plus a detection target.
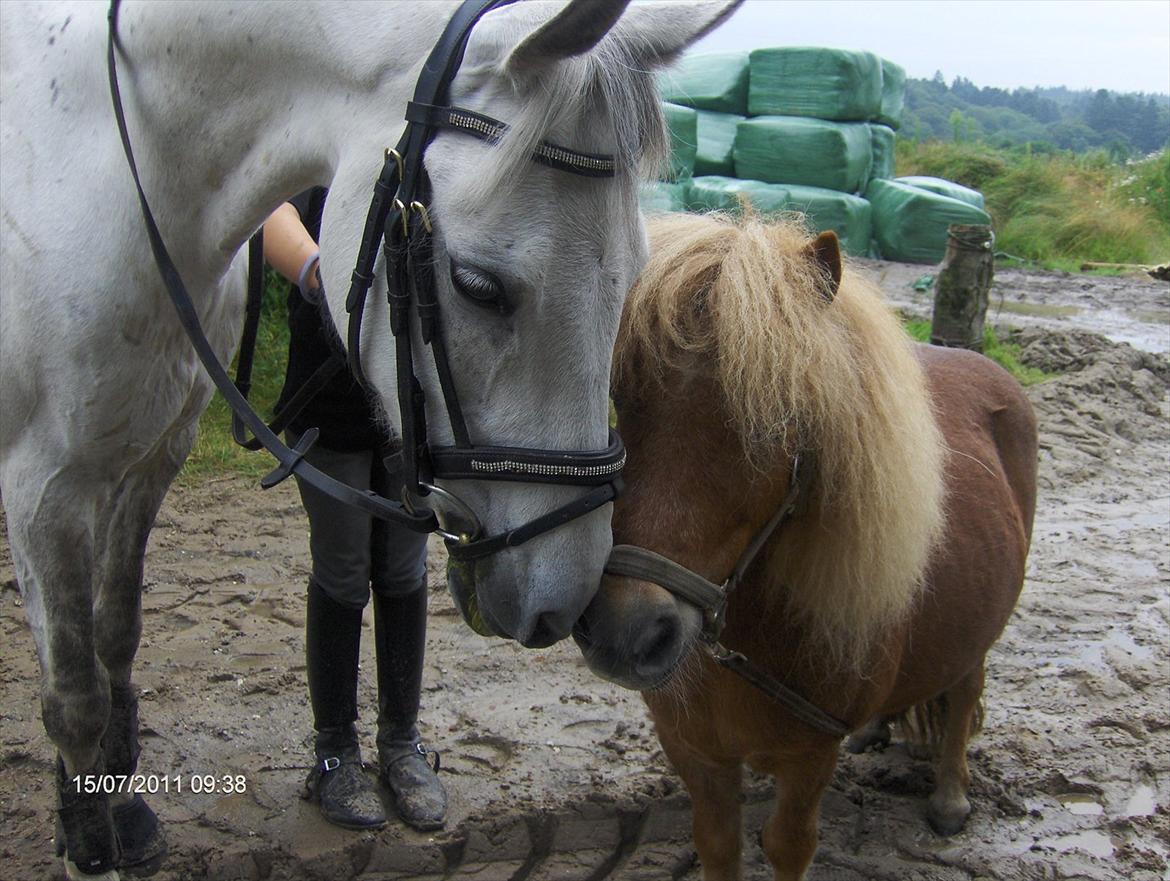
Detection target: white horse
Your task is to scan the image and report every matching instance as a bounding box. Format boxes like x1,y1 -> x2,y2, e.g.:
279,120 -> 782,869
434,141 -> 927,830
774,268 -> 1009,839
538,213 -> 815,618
0,1 -> 738,877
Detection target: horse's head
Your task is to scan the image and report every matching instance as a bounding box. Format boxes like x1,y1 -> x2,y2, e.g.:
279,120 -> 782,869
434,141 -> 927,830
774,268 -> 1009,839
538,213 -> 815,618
326,0 -> 741,648
574,214 -> 846,689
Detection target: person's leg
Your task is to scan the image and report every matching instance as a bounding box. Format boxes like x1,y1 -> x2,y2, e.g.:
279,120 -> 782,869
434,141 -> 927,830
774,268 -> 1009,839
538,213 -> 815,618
293,441 -> 385,829
369,457 -> 447,830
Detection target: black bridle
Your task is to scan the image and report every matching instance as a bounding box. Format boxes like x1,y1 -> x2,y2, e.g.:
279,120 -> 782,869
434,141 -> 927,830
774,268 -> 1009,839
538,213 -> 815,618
604,455 -> 852,739
108,0 -> 626,559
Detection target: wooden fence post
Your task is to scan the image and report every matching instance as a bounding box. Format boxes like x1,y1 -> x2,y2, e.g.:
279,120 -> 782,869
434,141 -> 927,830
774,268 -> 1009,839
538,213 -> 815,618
930,224 -> 995,352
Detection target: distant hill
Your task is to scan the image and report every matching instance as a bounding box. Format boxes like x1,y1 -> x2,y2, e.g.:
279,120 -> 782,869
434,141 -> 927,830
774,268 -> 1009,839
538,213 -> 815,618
902,74 -> 1170,157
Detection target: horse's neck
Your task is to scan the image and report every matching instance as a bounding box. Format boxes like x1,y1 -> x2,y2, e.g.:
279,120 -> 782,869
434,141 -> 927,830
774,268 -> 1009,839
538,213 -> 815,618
123,1 -> 453,270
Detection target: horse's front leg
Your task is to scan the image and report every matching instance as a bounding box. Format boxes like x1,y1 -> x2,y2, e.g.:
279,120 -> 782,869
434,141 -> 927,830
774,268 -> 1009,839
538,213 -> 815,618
654,723 -> 744,880
93,430 -> 194,870
4,462 -> 120,880
758,744 -> 839,881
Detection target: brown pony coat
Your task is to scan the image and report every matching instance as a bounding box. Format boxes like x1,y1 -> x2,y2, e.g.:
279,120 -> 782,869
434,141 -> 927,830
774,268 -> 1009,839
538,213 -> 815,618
605,212 -> 1037,880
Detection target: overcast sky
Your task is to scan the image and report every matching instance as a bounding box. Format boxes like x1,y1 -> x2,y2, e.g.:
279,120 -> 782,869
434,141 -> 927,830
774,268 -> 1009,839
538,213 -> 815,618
691,0 -> 1170,95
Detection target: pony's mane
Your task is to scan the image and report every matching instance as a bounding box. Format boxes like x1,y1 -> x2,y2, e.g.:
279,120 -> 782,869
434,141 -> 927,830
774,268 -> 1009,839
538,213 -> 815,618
462,15 -> 669,204
614,212 -> 947,672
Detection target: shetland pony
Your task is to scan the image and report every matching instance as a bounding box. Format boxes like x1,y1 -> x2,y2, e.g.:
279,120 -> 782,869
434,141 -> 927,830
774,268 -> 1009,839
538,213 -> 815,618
574,212 -> 1037,880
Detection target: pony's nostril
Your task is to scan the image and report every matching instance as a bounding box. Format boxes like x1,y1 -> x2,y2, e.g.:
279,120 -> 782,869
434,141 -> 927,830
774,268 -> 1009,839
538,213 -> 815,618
633,615 -> 680,671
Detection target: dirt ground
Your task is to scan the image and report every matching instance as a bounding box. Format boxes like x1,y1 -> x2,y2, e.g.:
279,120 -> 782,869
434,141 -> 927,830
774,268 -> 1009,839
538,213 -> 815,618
1,263 -> 1167,881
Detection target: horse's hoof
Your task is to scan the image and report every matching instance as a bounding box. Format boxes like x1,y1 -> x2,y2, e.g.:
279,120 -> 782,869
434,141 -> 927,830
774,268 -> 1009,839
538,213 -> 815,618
927,795 -> 971,836
63,856 -> 120,881
112,795 -> 167,874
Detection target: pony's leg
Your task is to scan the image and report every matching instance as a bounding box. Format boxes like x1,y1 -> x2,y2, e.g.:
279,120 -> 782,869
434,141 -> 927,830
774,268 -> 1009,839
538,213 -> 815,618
844,714 -> 892,754
655,726 -> 744,880
3,462 -> 120,879
92,430 -> 192,867
927,664 -> 985,835
758,745 -> 839,881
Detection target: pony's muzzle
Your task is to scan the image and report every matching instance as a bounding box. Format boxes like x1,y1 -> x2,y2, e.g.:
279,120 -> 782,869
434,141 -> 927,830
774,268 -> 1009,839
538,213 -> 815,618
573,575 -> 703,691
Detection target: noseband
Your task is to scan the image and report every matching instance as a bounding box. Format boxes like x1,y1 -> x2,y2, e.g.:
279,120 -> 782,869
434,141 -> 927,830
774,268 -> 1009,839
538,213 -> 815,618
108,0 -> 626,561
604,455 -> 851,739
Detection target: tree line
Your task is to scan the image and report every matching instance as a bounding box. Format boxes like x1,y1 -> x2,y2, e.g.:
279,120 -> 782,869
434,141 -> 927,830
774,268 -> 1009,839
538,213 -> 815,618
903,73 -> 1170,158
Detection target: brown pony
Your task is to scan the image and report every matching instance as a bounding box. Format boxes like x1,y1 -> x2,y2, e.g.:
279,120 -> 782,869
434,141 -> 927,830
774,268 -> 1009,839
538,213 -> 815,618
573,212 -> 1037,880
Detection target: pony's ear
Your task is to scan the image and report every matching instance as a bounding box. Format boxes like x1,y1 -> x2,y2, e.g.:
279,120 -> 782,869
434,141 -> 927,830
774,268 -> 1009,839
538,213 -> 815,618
504,0 -> 631,77
803,231 -> 842,304
616,0 -> 745,69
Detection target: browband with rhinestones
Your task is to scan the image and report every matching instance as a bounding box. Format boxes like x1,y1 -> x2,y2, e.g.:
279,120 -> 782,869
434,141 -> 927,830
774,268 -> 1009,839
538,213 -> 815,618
406,101 -> 616,178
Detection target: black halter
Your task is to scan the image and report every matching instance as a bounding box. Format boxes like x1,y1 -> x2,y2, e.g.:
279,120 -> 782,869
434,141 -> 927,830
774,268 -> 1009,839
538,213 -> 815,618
604,455 -> 852,739
108,0 -> 626,559
342,0 -> 626,560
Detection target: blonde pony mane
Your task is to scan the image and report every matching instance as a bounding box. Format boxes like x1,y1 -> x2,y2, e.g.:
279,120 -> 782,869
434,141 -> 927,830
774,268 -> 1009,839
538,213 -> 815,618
614,211 -> 946,672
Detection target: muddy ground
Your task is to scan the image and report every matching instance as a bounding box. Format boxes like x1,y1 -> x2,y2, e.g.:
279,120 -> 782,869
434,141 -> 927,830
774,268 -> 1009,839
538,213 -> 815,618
1,263 -> 1167,881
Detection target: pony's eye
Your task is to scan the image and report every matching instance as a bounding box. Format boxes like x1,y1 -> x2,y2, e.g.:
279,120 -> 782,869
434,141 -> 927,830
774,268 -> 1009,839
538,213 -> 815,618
450,262 -> 510,316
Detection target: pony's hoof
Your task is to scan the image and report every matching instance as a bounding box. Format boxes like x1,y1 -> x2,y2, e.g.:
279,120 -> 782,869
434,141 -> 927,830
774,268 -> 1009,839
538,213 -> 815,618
113,795 -> 167,874
845,719 -> 891,754
927,794 -> 971,836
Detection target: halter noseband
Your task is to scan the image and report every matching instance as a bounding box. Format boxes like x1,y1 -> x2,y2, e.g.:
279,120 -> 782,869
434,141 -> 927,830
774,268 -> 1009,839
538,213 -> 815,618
341,0 -> 628,561
604,455 -> 852,739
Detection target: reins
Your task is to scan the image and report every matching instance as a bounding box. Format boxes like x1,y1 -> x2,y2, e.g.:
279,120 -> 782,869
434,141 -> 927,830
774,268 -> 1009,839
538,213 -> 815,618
108,0 -> 627,559
106,0 -> 435,532
604,454 -> 852,739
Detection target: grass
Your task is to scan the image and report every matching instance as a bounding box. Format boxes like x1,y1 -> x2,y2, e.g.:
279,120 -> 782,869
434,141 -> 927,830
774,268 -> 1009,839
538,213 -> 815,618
180,271 -> 292,483
896,141 -> 1169,269
903,319 -> 1053,386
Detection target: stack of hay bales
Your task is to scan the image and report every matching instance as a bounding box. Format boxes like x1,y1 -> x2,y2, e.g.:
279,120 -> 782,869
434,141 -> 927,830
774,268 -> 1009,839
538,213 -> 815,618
648,48 -> 990,264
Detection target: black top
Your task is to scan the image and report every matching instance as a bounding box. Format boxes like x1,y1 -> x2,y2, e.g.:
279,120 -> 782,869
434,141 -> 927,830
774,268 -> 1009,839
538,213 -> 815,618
275,187 -> 384,451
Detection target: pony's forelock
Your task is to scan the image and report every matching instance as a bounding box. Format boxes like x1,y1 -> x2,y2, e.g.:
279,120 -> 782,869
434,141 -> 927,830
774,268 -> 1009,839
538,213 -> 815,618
616,211 -> 947,674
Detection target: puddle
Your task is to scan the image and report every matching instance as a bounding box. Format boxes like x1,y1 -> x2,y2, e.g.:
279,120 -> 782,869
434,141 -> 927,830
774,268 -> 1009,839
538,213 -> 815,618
1124,783 -> 1158,817
1035,829 -> 1117,859
1060,793 -> 1105,816
994,301 -> 1082,319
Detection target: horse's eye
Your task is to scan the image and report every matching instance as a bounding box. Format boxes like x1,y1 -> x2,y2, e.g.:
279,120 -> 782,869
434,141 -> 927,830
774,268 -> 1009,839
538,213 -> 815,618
450,262 -> 510,316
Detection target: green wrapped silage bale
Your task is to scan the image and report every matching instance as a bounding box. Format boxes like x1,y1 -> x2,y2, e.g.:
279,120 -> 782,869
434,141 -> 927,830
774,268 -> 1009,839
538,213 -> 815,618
869,124 -> 897,182
878,58 -> 906,129
896,176 -> 986,210
659,51 -> 750,114
867,179 -> 992,264
662,102 -> 698,181
639,181 -> 689,214
782,185 -> 873,257
694,111 -> 743,177
734,116 -> 872,193
747,47 -> 882,121
685,176 -> 792,214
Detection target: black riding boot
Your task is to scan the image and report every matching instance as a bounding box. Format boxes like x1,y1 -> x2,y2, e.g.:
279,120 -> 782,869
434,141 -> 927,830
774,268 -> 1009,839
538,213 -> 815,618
302,580 -> 386,830
373,584 -> 448,831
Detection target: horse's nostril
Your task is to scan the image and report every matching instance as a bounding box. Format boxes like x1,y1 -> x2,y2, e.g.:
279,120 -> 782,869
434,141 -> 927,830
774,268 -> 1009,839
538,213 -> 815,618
523,613 -> 567,649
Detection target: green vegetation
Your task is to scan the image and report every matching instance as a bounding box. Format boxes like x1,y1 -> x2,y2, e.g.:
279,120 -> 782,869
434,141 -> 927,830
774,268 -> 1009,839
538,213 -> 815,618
180,271 -> 291,483
903,75 -> 1169,158
896,140 -> 1170,267
903,319 -> 1053,386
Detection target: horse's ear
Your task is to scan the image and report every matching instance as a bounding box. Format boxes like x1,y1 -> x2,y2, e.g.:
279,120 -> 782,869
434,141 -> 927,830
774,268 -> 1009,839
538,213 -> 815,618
803,231 -> 842,304
504,0 -> 631,76
613,0 -> 745,69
